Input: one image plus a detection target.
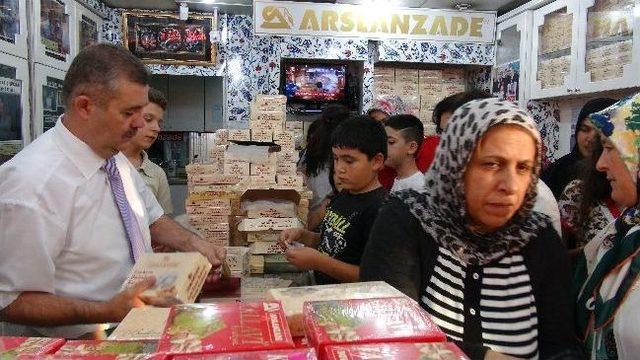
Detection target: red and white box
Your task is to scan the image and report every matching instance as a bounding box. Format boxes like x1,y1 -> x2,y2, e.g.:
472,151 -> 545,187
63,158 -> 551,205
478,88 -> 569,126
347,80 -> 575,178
250,129 -> 273,143
172,348 -> 316,359
303,297 -> 446,352
54,340 -> 158,356
250,163 -> 277,177
323,342 -> 468,360
157,302 -> 294,355
16,355 -> 165,360
0,336 -> 65,356
224,161 -> 251,176
277,175 -> 304,188
228,130 -> 251,142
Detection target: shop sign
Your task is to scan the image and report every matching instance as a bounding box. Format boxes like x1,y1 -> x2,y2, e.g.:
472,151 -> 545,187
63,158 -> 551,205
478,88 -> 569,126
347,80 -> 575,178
253,0 -> 496,43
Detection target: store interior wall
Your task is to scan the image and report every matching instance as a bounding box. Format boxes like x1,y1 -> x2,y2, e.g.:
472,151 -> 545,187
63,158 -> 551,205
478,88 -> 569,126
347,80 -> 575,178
91,0 -> 568,166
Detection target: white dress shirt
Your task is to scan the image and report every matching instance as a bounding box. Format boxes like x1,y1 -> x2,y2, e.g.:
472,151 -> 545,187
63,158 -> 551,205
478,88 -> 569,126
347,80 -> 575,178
0,118 -> 164,338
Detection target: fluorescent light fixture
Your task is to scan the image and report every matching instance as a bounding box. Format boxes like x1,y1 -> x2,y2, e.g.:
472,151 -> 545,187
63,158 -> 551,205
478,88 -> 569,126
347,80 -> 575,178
179,2 -> 189,20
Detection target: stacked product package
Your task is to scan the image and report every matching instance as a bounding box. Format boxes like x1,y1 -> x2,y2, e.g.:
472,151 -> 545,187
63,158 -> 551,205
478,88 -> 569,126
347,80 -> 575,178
157,302 -> 294,356
374,66 -> 467,135
185,94 -> 311,288
536,10 -> 573,89
303,297 -> 448,358
267,281 -> 406,337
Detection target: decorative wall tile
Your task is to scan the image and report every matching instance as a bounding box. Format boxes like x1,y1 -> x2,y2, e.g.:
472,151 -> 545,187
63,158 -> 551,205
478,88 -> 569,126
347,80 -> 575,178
527,100 -> 560,168
378,40 -> 495,65
102,9 -> 499,128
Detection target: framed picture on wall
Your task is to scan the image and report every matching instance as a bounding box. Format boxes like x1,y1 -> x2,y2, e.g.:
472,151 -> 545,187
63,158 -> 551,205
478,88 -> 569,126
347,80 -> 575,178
0,51 -> 30,165
122,11 -> 217,65
74,2 -> 101,52
33,0 -> 75,71
34,63 -> 65,137
0,0 -> 28,58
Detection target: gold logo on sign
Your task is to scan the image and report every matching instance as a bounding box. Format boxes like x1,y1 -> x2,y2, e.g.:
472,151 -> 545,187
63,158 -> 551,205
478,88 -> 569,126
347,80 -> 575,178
261,6 -> 293,29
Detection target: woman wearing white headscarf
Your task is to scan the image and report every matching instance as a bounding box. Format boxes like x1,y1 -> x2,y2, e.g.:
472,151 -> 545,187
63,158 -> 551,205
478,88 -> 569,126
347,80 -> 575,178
361,99 -> 577,359
575,93 -> 640,359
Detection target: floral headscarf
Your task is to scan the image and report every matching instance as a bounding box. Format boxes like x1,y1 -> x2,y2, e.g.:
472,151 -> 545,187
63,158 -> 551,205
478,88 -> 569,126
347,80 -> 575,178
575,92 -> 640,359
395,98 -> 550,266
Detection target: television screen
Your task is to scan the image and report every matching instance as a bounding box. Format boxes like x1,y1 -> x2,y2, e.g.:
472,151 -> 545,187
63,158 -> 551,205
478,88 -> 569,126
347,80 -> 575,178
283,64 -> 346,101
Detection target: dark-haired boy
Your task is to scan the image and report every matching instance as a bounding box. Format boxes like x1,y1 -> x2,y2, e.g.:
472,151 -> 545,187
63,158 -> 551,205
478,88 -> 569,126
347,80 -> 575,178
384,115 -> 425,192
279,116 -> 387,284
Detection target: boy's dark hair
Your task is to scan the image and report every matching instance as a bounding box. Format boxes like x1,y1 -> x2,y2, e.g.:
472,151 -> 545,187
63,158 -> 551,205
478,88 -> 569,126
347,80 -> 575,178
384,114 -> 424,158
332,115 -> 387,160
304,104 -> 350,177
148,88 -> 167,110
432,89 -> 491,133
367,108 -> 389,118
63,43 -> 150,107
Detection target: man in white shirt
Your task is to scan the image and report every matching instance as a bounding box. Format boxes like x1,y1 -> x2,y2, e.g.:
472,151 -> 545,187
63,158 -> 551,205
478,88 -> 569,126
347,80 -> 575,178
0,44 -> 225,338
121,88 -> 173,216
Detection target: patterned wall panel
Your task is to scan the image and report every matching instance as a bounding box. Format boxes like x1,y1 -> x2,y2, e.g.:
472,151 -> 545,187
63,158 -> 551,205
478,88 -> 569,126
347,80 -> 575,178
378,40 -> 495,65
527,100 -> 560,168
101,9 -> 499,127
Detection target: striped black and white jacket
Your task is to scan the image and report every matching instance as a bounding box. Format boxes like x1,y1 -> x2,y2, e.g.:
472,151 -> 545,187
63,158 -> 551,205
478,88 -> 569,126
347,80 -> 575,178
360,197 -> 578,360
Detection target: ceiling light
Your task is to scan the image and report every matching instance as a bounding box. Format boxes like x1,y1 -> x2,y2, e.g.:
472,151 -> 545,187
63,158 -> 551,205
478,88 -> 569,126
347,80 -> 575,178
179,2 -> 189,20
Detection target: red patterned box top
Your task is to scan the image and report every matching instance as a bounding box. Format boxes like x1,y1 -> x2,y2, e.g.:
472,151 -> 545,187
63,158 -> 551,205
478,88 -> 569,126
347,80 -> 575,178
0,336 -> 65,355
323,342 -> 468,360
157,302 -> 294,355
303,297 -> 446,351
172,347 -> 317,359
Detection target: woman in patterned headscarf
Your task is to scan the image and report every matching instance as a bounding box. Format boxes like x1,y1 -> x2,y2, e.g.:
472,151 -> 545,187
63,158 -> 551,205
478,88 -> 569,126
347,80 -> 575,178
575,93 -> 640,359
360,98 -> 577,359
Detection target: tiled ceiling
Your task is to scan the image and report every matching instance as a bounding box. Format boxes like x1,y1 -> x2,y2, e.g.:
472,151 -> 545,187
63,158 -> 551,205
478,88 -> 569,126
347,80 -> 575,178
102,0 -> 528,15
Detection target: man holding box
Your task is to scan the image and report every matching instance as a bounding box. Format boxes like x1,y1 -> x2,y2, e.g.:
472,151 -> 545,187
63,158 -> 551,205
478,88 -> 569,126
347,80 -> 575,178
0,44 -> 225,338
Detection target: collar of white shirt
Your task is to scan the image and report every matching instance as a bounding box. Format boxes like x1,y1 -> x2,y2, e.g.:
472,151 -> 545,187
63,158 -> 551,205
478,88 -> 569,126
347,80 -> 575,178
52,115 -> 106,179
138,150 -> 154,177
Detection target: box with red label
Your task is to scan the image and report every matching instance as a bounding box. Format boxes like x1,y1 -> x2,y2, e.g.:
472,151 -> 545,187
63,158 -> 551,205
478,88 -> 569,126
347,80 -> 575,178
204,230 -> 230,246
250,163 -> 277,177
224,161 -> 251,176
172,347 -> 316,359
186,164 -> 220,175
273,131 -> 295,149
250,129 -> 273,143
228,130 -> 251,142
0,337 -> 65,356
157,302 -> 294,355
55,340 -> 157,356
303,297 -> 446,352
323,342 -> 468,360
277,175 -> 304,188
188,175 -> 241,186
16,355 -> 165,360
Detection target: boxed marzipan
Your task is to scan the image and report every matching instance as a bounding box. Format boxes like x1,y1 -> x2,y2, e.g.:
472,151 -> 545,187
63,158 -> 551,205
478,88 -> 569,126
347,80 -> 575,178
157,302 -> 294,355
303,297 -> 446,352
172,348 -> 316,359
109,308 -> 171,341
242,200 -> 296,219
238,217 -> 303,232
121,253 -> 211,304
323,342 -> 468,360
267,282 -> 406,337
0,337 -> 65,356
224,246 -> 250,276
54,340 -> 157,356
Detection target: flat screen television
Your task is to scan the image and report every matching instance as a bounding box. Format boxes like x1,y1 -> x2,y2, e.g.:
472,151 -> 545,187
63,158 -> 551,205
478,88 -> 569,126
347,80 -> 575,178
282,63 -> 347,102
